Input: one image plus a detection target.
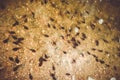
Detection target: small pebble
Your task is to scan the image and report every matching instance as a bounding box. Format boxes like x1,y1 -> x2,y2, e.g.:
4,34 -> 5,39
88,76 -> 95,80
74,27 -> 79,33
98,19 -> 104,24
110,77 -> 116,80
